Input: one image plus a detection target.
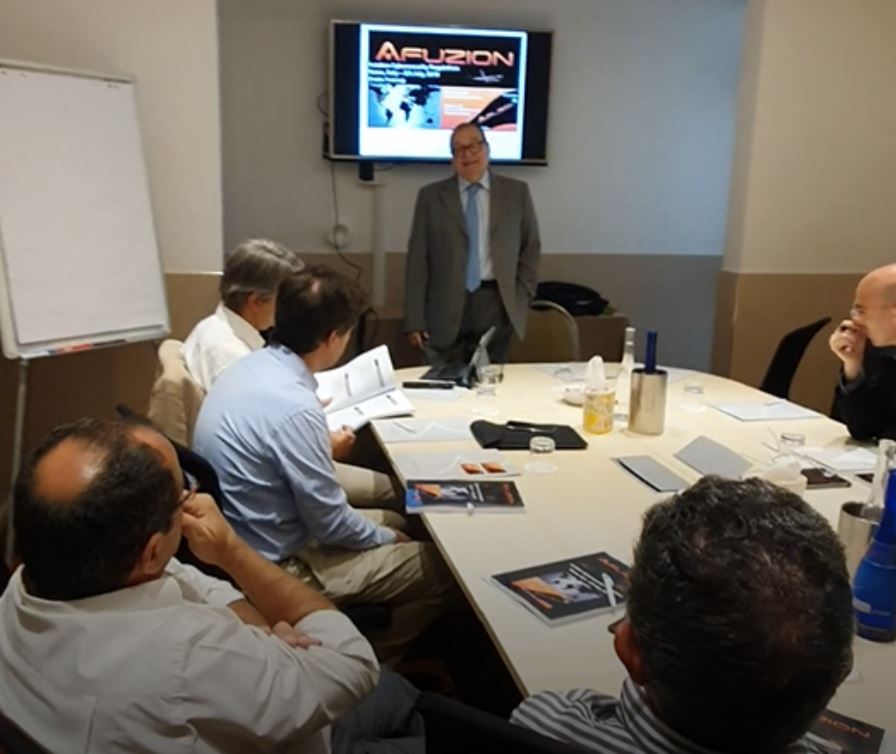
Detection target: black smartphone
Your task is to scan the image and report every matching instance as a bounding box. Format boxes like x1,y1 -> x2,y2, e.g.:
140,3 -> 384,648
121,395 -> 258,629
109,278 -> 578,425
401,380 -> 455,390
801,467 -> 852,489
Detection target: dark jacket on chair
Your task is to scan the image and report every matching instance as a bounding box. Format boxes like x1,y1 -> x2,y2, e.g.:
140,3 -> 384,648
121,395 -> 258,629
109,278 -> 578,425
833,345 -> 896,442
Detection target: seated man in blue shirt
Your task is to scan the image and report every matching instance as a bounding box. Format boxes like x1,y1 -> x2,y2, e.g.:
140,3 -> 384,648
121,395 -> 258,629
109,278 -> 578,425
512,477 -> 854,754
194,265 -> 455,664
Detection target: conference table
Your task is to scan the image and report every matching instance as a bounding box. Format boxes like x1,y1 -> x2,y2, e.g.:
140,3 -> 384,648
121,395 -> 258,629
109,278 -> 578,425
372,363 -> 894,745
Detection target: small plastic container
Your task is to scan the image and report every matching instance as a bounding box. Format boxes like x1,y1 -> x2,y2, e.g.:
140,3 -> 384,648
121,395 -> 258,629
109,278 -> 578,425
525,435 -> 557,475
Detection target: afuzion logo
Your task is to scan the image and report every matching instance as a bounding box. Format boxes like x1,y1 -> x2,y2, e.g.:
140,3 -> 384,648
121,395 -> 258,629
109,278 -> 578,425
374,42 -> 515,68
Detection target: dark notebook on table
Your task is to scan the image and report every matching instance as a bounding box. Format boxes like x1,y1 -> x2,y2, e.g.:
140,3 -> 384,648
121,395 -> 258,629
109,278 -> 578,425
471,420 -> 588,450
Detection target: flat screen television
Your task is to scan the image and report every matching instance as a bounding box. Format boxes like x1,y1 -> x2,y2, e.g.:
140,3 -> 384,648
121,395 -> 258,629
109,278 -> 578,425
328,21 -> 553,164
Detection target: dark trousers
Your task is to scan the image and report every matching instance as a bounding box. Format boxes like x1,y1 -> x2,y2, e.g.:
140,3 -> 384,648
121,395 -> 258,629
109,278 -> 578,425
424,284 -> 513,366
330,668 -> 425,754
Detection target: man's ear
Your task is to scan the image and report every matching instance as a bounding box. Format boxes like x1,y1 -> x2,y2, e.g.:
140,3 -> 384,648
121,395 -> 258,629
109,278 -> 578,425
614,618 -> 648,686
127,532 -> 168,585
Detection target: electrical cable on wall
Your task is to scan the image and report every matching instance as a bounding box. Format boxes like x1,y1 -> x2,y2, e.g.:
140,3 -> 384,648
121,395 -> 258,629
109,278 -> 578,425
328,158 -> 362,281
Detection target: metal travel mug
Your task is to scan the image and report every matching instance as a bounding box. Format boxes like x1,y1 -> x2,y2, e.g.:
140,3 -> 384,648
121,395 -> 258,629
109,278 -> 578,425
838,501 -> 879,579
628,368 -> 667,435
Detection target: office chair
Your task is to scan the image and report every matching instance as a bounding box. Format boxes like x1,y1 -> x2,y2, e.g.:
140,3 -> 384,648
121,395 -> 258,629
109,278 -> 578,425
508,300 -> 581,363
760,317 -> 832,399
0,712 -> 49,754
146,339 -> 206,446
0,558 -> 10,595
416,692 -> 589,754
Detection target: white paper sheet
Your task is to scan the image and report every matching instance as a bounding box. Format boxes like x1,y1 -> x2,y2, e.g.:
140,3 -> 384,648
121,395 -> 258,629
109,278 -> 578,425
391,449 -> 518,481
374,417 -> 474,443
326,388 -> 414,431
800,446 -> 877,473
712,401 -> 820,422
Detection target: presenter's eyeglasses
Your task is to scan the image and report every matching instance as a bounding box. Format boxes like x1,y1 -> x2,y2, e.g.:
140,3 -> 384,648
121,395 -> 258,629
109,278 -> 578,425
452,140 -> 485,157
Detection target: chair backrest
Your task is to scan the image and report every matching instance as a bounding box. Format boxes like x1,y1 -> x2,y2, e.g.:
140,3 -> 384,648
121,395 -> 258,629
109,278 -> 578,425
760,317 -> 832,399
0,558 -> 10,595
146,339 -> 205,446
417,692 -> 588,754
0,713 -> 49,754
508,300 -> 581,364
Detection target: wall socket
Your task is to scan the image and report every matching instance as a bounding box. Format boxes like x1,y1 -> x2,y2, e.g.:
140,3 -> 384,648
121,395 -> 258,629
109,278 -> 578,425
327,223 -> 350,249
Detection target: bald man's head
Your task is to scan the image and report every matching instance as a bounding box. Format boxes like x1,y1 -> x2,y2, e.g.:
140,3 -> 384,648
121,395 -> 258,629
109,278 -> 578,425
14,418 -> 182,600
852,264 -> 896,346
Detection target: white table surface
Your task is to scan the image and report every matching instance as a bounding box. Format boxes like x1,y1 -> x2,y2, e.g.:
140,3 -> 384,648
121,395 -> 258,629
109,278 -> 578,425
374,364 -> 893,745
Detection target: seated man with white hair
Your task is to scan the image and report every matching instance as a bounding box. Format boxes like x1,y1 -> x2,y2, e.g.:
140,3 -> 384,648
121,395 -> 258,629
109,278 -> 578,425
183,237 -> 396,510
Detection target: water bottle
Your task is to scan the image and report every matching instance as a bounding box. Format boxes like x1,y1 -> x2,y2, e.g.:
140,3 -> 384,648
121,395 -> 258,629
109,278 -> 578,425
853,467 -> 896,642
582,356 -> 614,435
615,327 -> 636,420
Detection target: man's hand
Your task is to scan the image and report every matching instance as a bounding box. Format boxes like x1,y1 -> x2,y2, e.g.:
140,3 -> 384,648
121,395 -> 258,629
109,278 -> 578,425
407,331 -> 429,350
829,319 -> 866,381
390,528 -> 411,544
181,493 -> 241,569
270,620 -> 321,650
330,426 -> 356,461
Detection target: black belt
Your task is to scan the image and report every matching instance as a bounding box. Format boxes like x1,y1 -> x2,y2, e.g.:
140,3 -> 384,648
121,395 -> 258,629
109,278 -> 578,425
478,279 -> 498,289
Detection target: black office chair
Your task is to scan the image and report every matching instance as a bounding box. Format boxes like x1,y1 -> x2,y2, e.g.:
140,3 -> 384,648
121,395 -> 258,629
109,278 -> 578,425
759,317 -> 832,400
417,692 -> 589,754
0,558 -> 10,595
0,712 -> 49,754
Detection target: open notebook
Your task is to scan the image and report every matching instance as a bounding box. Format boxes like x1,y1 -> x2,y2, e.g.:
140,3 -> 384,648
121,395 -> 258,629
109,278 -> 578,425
315,345 -> 414,430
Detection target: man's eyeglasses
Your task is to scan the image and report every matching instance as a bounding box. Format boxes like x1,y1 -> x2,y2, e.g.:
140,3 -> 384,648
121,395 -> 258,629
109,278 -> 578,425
850,304 -> 894,318
179,480 -> 198,506
451,140 -> 485,157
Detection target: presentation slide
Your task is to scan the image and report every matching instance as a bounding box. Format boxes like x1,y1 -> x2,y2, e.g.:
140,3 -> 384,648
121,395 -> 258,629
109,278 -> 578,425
358,24 -> 528,160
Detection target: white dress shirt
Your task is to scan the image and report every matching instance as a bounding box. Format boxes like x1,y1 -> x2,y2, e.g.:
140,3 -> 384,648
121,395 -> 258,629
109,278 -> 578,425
458,171 -> 493,281
0,559 -> 379,754
182,303 -> 265,391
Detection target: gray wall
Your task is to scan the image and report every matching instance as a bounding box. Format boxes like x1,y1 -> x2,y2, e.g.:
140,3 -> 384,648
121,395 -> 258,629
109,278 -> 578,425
217,0 -> 744,369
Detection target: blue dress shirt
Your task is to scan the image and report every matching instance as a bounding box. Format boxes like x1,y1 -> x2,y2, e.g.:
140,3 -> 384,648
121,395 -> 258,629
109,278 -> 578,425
193,345 -> 395,561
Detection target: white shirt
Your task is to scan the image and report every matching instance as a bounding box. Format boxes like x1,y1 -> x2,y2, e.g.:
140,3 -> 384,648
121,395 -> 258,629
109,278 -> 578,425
182,302 -> 265,391
458,171 -> 493,281
0,559 -> 379,754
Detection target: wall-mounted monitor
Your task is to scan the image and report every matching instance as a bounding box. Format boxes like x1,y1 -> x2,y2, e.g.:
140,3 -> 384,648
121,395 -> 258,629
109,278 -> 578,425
328,21 -> 552,164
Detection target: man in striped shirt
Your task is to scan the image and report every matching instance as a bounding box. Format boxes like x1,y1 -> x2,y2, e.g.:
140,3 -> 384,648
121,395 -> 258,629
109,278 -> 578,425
512,477 -> 854,754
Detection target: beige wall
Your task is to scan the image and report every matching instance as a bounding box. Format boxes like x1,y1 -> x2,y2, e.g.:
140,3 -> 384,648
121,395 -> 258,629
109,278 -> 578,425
0,0 -> 223,271
715,0 -> 896,408
725,0 -> 896,275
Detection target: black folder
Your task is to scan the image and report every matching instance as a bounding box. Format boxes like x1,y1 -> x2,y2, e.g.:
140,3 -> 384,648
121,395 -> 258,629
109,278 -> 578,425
471,420 -> 588,450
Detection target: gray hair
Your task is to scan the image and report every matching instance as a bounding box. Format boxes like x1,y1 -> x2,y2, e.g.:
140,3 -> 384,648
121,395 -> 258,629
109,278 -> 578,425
220,239 -> 304,313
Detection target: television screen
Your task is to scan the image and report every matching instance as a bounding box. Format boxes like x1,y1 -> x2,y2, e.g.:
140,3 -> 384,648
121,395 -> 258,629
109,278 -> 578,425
328,21 -> 552,164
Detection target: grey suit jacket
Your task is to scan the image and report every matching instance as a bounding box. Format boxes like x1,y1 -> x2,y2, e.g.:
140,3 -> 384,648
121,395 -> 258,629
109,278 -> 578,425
403,172 -> 541,349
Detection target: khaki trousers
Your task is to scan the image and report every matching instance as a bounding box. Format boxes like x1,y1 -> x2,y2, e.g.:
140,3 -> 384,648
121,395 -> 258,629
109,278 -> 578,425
282,511 -> 455,665
334,462 -> 400,511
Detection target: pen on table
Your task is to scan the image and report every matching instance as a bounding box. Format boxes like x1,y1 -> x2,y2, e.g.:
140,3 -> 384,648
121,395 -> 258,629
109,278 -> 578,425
602,573 -> 617,608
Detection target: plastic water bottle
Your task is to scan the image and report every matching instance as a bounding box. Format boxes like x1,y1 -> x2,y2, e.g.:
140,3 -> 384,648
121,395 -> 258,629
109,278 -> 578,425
853,467 -> 896,642
582,356 -> 614,435
615,327 -> 636,420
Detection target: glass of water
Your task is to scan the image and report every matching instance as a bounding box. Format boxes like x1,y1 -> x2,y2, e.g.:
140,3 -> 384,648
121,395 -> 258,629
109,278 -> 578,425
679,380 -> 706,413
472,364 -> 501,416
524,435 -> 557,475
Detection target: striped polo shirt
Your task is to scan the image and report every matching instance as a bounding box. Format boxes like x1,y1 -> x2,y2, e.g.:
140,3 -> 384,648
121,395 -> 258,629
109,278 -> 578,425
511,678 -> 833,754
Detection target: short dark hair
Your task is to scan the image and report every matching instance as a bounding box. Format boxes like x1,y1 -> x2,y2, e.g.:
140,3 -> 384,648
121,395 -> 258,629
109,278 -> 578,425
627,476 -> 853,754
270,265 -> 367,355
220,238 -> 304,313
13,418 -> 181,601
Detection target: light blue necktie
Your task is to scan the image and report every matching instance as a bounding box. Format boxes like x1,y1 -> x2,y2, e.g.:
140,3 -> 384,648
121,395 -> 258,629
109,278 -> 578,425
464,182 -> 482,292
